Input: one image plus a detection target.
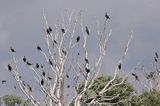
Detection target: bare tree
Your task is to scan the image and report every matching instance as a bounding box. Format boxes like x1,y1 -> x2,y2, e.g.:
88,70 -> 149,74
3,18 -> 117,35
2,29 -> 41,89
131,52 -> 160,92
7,11 -> 134,106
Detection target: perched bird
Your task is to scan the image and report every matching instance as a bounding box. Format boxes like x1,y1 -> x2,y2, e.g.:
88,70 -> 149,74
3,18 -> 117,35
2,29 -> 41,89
85,26 -> 89,35
48,77 -> 52,80
62,49 -> 67,56
42,71 -> 45,77
76,36 -> 80,42
36,63 -> 39,68
48,27 -> 52,32
10,47 -> 16,52
78,52 -> 80,55
61,28 -> 65,33
85,67 -> 90,73
85,58 -> 89,64
8,64 -> 12,71
2,80 -> 6,84
95,91 -> 99,95
53,40 -> 57,48
26,61 -> 33,66
66,74 -> 69,78
37,46 -> 42,51
67,85 -> 70,88
108,83 -> 112,87
46,29 -> 50,35
155,52 -> 159,58
41,79 -> 44,85
105,12 -> 110,19
54,40 -> 57,44
27,84 -> 32,92
154,57 -> 158,63
49,59 -> 53,66
131,73 -> 139,81
118,63 -> 121,70
23,56 -> 26,62
29,87 -> 32,92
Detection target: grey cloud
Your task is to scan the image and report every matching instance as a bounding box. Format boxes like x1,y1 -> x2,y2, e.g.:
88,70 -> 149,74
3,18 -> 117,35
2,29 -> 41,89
0,0 -> 160,96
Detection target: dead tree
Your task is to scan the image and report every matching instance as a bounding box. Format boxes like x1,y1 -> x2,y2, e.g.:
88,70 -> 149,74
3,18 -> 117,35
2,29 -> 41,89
7,11 -> 134,106
132,52 -> 160,92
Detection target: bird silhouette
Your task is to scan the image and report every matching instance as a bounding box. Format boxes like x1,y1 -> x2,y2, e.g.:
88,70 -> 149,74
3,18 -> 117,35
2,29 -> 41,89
76,36 -> 80,42
154,52 -> 159,63
26,61 -> 33,66
95,91 -> 99,95
49,59 -> 53,66
61,28 -> 65,33
48,77 -> 52,80
66,74 -> 69,78
85,26 -> 89,35
118,63 -> 121,70
41,79 -> 44,85
154,57 -> 158,63
105,12 -> 110,19
27,84 -> 32,92
10,47 -> 16,52
36,63 -> 39,68
37,46 -> 42,51
2,80 -> 6,84
155,52 -> 159,58
54,40 -> 57,44
46,29 -> 50,35
42,71 -> 45,77
108,83 -> 112,87
8,64 -> 12,71
48,27 -> 52,32
85,67 -> 90,73
62,49 -> 67,56
67,85 -> 70,88
23,56 -> 26,62
131,73 -> 139,81
85,58 -> 89,64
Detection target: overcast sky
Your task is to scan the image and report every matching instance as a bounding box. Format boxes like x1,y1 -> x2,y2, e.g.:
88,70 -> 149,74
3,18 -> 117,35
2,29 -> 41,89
0,0 -> 160,98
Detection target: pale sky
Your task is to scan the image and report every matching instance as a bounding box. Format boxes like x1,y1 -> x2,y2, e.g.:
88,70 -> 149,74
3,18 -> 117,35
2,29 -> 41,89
0,0 -> 160,98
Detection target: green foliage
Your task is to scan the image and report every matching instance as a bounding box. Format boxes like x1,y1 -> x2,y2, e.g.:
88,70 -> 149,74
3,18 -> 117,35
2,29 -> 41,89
21,99 -> 29,106
3,95 -> 21,106
3,95 -> 29,106
77,75 -> 134,106
131,90 -> 160,106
